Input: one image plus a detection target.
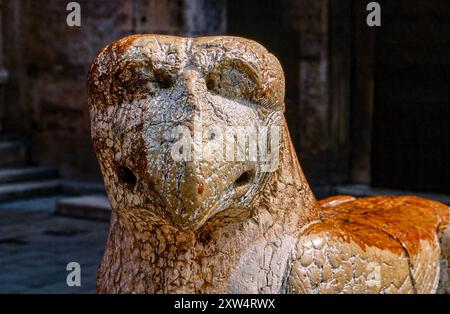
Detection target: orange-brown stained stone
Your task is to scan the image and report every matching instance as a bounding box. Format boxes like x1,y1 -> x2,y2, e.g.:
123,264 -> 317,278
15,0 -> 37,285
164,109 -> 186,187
309,196 -> 450,255
198,182 -> 204,195
109,34 -> 147,55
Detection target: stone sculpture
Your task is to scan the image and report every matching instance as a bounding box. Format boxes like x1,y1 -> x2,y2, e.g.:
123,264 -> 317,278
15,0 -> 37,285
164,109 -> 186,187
88,35 -> 450,293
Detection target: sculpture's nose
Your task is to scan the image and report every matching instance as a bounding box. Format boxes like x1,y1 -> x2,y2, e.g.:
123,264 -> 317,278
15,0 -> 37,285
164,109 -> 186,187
177,162 -> 210,223
174,69 -> 209,219
147,68 -> 218,228
177,68 -> 207,106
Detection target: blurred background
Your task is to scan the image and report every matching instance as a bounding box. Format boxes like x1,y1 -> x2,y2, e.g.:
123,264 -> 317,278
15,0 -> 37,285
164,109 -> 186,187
0,0 -> 448,293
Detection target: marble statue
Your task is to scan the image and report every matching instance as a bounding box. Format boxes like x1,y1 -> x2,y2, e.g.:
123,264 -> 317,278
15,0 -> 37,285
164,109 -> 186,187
88,35 -> 449,293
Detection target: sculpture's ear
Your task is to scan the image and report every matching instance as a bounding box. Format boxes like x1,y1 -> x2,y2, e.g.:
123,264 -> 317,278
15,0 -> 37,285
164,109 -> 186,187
87,34 -> 188,111
194,36 -> 286,111
87,35 -> 136,111
87,42 -> 114,111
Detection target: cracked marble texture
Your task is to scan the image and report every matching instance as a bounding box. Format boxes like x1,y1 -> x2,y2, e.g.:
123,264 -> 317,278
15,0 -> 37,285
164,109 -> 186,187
88,35 -> 450,293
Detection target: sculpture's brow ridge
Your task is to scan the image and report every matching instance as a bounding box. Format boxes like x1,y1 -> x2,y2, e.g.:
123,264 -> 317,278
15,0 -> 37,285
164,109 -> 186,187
88,34 -> 286,111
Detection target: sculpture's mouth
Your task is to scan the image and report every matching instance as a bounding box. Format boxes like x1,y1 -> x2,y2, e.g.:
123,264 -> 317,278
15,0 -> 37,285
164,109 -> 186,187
233,168 -> 256,195
220,164 -> 257,201
171,164 -> 259,230
119,163 -> 261,231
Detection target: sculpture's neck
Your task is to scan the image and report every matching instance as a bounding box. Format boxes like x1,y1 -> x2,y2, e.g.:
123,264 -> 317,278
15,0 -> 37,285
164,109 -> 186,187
259,124 -> 321,226
97,125 -> 321,293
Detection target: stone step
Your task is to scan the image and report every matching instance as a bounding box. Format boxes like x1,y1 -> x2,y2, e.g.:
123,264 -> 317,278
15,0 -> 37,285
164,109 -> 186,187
0,141 -> 27,168
0,180 -> 61,202
0,167 -> 58,184
59,180 -> 106,195
56,194 -> 111,221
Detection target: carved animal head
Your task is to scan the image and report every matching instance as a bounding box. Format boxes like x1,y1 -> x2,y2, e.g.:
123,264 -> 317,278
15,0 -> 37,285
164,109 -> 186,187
88,35 -> 288,230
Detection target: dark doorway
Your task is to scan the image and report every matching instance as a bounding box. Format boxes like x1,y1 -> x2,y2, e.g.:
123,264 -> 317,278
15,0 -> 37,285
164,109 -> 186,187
371,0 -> 450,194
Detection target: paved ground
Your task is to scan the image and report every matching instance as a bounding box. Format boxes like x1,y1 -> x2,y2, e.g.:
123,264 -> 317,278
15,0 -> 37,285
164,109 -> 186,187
0,196 -> 109,293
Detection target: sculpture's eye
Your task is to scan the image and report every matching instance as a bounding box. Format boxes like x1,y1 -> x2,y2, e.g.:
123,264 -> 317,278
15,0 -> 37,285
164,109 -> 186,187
152,69 -> 174,89
206,60 -> 259,104
115,61 -> 174,101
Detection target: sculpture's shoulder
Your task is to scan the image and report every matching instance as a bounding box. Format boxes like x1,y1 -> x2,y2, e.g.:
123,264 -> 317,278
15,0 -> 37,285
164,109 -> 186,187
317,195 -> 449,241
289,196 -> 450,293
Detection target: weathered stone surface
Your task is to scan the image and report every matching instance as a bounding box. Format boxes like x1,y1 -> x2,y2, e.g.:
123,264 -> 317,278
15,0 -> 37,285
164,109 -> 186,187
88,35 -> 450,294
